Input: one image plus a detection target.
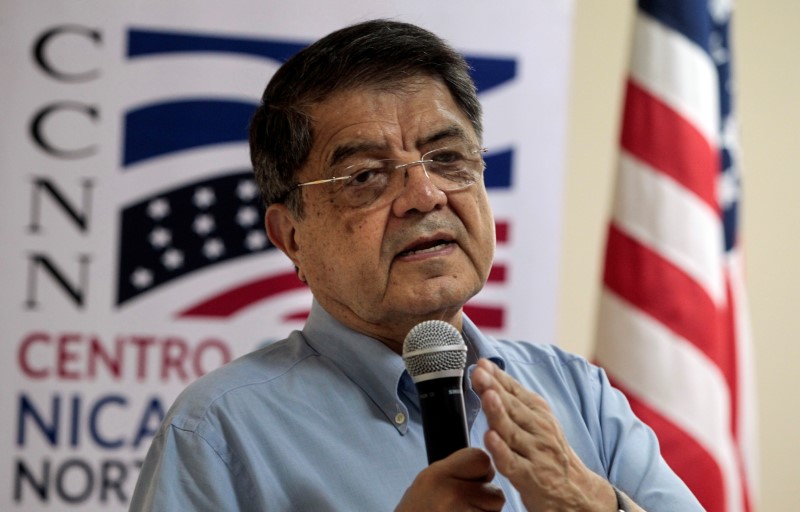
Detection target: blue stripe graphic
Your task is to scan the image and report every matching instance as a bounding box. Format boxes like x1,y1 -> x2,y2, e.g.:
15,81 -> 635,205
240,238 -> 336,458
484,150 -> 513,189
123,99 -> 256,166
467,56 -> 517,95
128,29 -> 305,64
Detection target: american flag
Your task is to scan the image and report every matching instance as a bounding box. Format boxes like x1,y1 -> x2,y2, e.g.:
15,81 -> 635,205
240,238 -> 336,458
594,1 -> 757,511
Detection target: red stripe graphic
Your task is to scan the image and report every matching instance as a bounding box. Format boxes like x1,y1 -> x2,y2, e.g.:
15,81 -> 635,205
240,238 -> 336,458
178,271 -> 306,318
495,220 -> 509,244
621,80 -> 719,213
487,264 -> 506,283
463,304 -> 504,329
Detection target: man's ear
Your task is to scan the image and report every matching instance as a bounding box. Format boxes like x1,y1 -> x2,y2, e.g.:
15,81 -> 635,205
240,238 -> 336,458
265,203 -> 301,268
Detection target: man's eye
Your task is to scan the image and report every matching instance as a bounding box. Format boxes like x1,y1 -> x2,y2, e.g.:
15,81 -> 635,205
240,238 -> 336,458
353,170 -> 376,183
431,150 -> 465,165
346,168 -> 387,188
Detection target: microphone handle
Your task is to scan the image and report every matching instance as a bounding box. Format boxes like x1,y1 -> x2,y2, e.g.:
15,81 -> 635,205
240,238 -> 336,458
416,376 -> 470,464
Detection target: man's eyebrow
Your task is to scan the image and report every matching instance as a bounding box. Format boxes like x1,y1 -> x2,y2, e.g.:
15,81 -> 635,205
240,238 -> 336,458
328,142 -> 387,170
326,126 -> 470,169
418,126 -> 469,147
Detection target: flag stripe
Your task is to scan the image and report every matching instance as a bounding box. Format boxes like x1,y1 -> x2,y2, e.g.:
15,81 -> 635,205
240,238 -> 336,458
631,11 -> 719,144
613,151 -> 725,304
621,80 -> 719,212
603,224 -> 733,387
726,252 -> 758,507
614,379 -> 727,510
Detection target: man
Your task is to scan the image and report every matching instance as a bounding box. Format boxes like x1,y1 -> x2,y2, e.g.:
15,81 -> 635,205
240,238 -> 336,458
130,20 -> 703,511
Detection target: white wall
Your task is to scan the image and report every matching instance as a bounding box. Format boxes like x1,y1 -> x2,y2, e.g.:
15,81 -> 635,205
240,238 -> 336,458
559,1 -> 800,509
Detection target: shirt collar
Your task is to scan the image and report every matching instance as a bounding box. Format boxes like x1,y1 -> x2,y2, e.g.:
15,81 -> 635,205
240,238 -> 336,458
460,315 -> 506,426
302,301 -> 410,434
301,301 -> 508,433
461,315 -> 506,371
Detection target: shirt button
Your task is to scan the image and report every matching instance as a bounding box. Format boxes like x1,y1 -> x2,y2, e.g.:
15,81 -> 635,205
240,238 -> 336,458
394,412 -> 406,425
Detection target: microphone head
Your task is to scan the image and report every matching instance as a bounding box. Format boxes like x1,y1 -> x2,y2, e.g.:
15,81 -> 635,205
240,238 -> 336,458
402,320 -> 467,383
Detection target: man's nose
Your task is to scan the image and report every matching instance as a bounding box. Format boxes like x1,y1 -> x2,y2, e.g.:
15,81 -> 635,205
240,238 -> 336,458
391,161 -> 447,216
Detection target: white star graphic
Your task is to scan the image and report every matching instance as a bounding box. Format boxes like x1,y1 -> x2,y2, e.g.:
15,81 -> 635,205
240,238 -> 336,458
149,227 -> 172,249
709,31 -> 729,65
130,267 -> 153,289
147,198 -> 170,220
162,248 -> 184,270
237,179 -> 259,201
718,167 -> 740,210
721,115 -> 740,153
236,206 -> 259,227
193,214 -> 215,236
203,238 -> 225,259
193,187 -> 216,209
245,230 -> 268,251
709,0 -> 732,24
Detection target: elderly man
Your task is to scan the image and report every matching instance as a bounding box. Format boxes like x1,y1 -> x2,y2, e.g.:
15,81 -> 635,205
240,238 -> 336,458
130,19 -> 703,511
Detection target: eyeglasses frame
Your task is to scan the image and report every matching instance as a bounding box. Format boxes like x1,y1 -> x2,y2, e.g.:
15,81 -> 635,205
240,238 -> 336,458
291,145 -> 489,196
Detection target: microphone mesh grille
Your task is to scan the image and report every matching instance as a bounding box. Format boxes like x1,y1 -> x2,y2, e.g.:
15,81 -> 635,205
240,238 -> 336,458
402,320 -> 466,378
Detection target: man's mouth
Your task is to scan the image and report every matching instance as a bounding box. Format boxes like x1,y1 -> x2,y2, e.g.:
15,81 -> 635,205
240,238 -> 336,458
397,239 -> 454,257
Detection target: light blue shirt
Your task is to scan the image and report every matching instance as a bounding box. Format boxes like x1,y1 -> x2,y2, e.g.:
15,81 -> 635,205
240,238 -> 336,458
130,301 -> 702,511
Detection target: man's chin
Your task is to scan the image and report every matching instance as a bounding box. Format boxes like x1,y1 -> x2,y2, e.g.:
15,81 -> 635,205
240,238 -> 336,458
394,283 -> 479,318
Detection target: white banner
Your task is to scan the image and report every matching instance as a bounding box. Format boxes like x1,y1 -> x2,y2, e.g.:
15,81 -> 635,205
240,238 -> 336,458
0,1 -> 573,509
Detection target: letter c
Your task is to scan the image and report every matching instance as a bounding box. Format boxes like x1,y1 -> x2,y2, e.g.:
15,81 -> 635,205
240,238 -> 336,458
33,25 -> 102,82
19,332 -> 51,378
30,102 -> 99,159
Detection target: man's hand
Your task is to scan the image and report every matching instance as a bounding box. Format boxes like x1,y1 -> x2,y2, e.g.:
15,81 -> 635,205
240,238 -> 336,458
395,447 -> 506,512
471,359 -> 618,512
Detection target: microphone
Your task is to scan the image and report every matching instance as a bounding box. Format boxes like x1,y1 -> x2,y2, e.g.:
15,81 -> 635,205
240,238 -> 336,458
402,320 -> 470,464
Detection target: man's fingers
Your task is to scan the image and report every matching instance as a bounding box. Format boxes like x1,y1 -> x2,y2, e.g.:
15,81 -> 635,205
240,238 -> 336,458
483,428 -> 521,476
396,448 -> 506,512
474,362 -> 547,456
433,447 -> 496,482
458,480 -> 506,511
476,359 -> 544,411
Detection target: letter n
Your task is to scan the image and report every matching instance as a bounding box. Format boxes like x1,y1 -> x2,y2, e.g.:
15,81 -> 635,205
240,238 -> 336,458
26,253 -> 91,309
28,177 -> 94,234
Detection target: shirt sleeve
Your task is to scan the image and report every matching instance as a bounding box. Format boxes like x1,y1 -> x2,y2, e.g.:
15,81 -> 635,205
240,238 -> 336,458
593,365 -> 705,511
129,424 -> 251,511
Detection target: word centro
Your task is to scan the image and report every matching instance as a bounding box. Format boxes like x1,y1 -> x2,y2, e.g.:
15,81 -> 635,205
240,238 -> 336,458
18,330 -> 233,382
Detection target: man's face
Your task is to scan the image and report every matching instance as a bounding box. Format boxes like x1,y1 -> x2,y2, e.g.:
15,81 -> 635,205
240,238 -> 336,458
266,76 -> 495,351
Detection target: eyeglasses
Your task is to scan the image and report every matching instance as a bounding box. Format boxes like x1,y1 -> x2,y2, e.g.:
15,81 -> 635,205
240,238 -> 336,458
291,143 -> 488,209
